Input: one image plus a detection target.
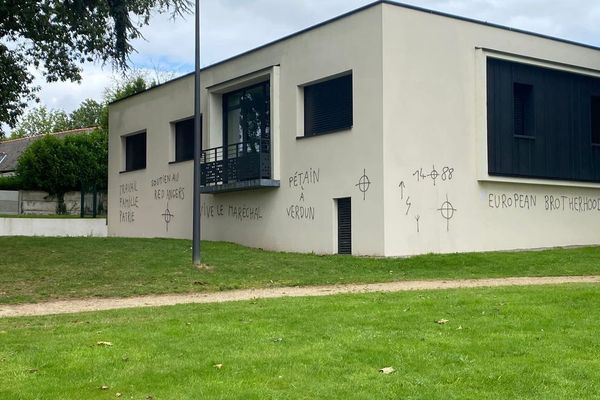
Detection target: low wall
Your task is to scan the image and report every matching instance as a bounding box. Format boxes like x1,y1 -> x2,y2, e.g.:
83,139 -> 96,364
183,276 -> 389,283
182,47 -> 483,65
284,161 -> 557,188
0,190 -> 20,214
0,190 -> 107,215
21,191 -> 107,215
0,218 -> 107,237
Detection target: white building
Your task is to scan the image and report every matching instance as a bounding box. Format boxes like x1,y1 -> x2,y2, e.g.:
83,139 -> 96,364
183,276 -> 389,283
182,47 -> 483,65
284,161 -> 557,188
108,1 -> 600,256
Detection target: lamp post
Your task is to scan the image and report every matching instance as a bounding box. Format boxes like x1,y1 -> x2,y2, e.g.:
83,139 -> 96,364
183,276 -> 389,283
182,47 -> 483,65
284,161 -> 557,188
192,0 -> 202,265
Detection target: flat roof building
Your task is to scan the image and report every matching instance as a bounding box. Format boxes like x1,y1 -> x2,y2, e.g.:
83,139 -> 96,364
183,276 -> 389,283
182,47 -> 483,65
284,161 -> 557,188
108,1 -> 600,256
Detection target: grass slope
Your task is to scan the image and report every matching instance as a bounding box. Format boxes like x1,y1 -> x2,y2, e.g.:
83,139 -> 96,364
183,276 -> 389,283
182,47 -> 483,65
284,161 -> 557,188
1,237 -> 600,304
1,285 -> 599,399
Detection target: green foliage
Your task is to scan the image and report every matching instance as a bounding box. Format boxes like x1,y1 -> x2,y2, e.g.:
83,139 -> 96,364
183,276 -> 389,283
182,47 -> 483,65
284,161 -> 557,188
0,0 -> 191,137
100,76 -> 150,130
0,175 -> 23,190
11,106 -> 71,138
69,99 -> 103,129
15,131 -> 108,213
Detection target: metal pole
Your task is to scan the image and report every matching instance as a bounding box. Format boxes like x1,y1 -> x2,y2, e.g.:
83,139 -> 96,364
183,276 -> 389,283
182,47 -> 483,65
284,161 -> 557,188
192,0 -> 202,265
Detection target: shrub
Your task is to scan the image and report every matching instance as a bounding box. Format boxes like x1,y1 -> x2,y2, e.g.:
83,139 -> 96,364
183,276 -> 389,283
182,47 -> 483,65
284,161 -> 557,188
0,175 -> 23,190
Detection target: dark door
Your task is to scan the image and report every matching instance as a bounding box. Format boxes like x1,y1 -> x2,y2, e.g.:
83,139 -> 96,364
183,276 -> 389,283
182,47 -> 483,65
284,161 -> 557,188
337,198 -> 352,255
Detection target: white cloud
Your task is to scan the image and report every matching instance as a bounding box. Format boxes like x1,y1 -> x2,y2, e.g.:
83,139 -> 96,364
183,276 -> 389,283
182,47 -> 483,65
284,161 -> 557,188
21,0 -> 600,127
31,65 -> 113,113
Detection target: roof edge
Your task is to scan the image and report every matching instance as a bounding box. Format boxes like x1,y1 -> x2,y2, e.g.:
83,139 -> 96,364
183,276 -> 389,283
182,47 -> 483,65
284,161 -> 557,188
2,127 -> 98,144
110,0 -> 600,106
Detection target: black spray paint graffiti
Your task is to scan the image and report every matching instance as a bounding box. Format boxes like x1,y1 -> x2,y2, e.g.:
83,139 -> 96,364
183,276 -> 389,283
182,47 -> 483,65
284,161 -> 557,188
488,192 -> 600,213
119,181 -> 139,224
413,165 -> 454,186
356,169 -> 371,200
399,180 -> 419,232
488,193 -> 537,210
438,195 -> 458,232
200,202 -> 263,222
151,172 -> 180,187
162,203 -> 175,232
287,168 -> 320,221
289,168 -> 320,190
286,205 -> 315,220
151,172 -> 185,202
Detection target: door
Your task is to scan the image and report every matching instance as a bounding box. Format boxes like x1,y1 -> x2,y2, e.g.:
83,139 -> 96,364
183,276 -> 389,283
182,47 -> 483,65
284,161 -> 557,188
337,198 -> 352,255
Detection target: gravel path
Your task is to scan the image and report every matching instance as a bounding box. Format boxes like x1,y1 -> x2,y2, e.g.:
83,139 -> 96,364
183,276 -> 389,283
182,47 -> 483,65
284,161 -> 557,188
2,275 -> 600,318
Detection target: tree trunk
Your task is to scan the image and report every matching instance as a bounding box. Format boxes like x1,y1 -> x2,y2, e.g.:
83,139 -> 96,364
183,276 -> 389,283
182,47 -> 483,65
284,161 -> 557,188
56,193 -> 67,214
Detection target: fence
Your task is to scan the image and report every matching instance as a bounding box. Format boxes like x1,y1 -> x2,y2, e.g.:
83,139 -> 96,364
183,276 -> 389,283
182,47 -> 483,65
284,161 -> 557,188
0,190 -> 107,216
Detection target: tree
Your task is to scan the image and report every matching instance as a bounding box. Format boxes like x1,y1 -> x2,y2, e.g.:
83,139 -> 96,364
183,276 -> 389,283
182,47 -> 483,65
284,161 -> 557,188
16,131 -> 108,213
100,75 -> 150,130
11,106 -> 71,138
0,0 -> 191,137
70,99 -> 104,129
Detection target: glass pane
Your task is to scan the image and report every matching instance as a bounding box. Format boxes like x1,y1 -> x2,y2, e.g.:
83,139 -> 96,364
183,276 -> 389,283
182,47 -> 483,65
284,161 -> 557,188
240,85 -> 268,145
227,92 -> 241,109
227,108 -> 242,145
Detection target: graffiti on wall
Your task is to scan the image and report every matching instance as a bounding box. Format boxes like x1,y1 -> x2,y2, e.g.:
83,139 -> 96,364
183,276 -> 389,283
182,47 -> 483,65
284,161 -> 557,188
201,202 -> 263,222
438,195 -> 458,232
151,172 -> 186,232
286,168 -> 320,221
399,165 -> 458,233
152,173 -> 186,202
488,192 -> 600,214
413,165 -> 454,186
355,169 -> 371,200
119,181 -> 139,224
162,203 -> 175,232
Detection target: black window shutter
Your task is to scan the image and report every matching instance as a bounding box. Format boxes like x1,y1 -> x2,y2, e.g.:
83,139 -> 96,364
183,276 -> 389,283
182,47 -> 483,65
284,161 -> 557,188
337,198 -> 352,255
487,58 -> 600,183
175,118 -> 197,162
592,97 -> 600,145
513,83 -> 533,137
304,74 -> 353,136
125,132 -> 146,171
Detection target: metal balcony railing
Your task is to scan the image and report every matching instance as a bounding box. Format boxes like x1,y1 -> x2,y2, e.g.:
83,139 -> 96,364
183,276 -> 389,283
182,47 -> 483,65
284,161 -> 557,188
200,138 -> 271,187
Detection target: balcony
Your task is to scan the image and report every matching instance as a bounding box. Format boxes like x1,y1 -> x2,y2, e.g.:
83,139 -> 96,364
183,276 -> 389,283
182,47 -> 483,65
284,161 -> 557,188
200,138 -> 280,193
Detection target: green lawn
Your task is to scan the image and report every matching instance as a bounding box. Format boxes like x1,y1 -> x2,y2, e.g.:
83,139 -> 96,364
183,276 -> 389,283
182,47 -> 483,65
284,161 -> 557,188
1,284 -> 599,399
1,237 -> 600,304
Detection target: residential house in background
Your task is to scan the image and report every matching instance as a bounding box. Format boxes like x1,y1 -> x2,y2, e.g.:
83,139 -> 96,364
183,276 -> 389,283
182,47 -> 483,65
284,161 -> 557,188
0,128 -> 96,177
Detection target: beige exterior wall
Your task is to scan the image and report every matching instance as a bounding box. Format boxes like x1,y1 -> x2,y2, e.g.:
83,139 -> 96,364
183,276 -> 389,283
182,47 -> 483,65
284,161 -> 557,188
108,3 -> 600,256
109,5 -> 385,255
381,4 -> 600,256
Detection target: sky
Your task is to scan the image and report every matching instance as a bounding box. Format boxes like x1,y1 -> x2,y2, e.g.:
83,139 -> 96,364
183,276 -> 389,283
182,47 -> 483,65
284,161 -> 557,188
28,0 -> 600,118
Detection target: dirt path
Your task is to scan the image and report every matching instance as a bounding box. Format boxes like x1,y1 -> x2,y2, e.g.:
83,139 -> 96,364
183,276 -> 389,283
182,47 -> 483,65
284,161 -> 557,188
2,275 -> 600,318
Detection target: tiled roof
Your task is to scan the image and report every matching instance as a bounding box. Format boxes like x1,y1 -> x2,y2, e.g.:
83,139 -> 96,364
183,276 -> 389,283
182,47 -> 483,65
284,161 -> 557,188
0,128 -> 97,173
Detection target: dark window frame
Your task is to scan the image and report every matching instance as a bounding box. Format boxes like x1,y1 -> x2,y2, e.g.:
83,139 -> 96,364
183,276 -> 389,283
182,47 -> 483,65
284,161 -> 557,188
222,81 -> 271,148
487,57 -> 600,183
123,131 -> 147,173
302,73 -> 353,138
172,117 -> 197,163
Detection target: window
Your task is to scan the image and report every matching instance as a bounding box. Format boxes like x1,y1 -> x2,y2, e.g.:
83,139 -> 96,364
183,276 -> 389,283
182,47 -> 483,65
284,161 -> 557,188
592,96 -> 600,145
124,132 -> 146,172
304,73 -> 353,137
487,58 -> 600,183
0,152 -> 6,166
513,83 -> 534,138
223,82 -> 270,147
174,118 -> 196,162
